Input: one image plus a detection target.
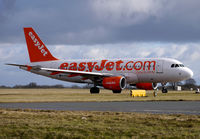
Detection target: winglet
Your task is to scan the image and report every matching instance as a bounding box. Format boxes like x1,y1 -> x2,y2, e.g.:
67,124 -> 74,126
24,27 -> 58,62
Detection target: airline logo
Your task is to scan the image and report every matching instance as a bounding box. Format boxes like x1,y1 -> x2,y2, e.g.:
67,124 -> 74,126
29,32 -> 48,56
105,81 -> 116,85
60,60 -> 156,72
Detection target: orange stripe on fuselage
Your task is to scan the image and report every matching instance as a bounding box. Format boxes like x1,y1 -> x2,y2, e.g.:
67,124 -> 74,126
50,71 -> 62,75
26,65 -> 32,71
81,77 -> 88,80
68,74 -> 81,77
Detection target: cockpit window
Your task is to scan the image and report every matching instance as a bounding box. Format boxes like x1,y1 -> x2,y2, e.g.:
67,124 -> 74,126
171,64 -> 185,68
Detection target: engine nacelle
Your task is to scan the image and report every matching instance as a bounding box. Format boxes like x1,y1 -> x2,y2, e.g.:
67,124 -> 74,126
102,76 -> 126,91
136,83 -> 158,90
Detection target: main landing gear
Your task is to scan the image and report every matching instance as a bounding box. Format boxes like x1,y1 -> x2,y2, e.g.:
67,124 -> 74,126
90,87 -> 122,94
112,90 -> 122,93
90,87 -> 100,94
161,83 -> 168,93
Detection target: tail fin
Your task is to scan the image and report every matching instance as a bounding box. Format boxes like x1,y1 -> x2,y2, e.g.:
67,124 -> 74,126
24,27 -> 58,62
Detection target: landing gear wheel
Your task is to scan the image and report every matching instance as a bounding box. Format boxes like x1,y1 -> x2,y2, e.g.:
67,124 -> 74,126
90,87 -> 100,94
161,83 -> 168,93
112,90 -> 122,93
162,88 -> 168,93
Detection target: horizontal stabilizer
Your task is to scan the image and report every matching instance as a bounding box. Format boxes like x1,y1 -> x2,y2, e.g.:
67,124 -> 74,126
5,63 -> 27,67
5,63 -> 41,71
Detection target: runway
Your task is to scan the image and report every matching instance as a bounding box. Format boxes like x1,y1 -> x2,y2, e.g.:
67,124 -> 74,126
0,101 -> 200,115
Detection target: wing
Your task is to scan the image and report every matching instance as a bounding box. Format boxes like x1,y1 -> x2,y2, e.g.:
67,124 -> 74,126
41,67 -> 113,77
6,63 -> 115,83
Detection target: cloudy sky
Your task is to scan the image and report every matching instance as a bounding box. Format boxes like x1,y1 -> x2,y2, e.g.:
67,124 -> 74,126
0,0 -> 200,86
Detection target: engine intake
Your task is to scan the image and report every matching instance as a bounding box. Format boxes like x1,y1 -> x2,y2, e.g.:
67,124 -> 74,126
102,76 -> 126,91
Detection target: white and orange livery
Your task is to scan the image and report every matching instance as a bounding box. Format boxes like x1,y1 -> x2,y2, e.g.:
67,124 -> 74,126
7,28 -> 193,93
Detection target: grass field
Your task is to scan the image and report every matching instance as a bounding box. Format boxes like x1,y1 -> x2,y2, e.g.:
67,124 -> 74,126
0,88 -> 200,102
0,108 -> 200,138
0,89 -> 200,138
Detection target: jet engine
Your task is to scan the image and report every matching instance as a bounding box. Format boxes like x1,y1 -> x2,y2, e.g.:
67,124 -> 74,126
102,76 -> 126,91
136,83 -> 158,90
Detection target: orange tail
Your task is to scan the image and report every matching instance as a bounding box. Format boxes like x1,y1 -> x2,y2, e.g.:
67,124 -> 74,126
24,27 -> 58,62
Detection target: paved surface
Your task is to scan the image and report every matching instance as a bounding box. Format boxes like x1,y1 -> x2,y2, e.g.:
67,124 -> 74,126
0,101 -> 200,115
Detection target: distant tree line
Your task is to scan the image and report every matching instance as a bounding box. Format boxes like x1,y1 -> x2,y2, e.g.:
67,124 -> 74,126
167,78 -> 198,90
0,78 -> 199,90
0,82 -> 65,89
0,82 -> 93,89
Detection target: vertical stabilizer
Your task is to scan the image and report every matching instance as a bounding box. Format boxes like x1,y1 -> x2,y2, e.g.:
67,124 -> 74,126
24,27 -> 58,62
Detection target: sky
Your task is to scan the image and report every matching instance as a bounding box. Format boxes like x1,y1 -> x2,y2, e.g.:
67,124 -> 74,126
0,0 -> 200,86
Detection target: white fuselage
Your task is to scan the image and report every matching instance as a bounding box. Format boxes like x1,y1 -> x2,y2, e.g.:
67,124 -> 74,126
22,58 -> 193,85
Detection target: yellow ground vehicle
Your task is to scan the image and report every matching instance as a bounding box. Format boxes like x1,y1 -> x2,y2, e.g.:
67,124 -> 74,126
130,90 -> 146,97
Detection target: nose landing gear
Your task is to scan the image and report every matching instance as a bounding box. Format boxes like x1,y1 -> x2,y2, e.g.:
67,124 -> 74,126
161,83 -> 168,93
162,88 -> 168,93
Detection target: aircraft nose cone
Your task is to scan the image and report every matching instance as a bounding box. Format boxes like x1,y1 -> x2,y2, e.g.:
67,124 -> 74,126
185,68 -> 193,79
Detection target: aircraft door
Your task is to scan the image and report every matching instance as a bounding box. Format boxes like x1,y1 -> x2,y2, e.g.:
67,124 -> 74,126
156,60 -> 163,73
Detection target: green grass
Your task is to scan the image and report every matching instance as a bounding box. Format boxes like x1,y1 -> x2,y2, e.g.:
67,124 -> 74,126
0,109 -> 200,138
0,88 -> 200,102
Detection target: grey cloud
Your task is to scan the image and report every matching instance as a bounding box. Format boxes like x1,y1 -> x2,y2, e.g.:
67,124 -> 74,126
90,0 -> 166,26
0,0 -> 16,23
0,0 -> 200,44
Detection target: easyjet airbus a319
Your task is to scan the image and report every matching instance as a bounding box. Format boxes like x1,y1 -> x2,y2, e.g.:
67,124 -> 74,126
7,28 -> 193,93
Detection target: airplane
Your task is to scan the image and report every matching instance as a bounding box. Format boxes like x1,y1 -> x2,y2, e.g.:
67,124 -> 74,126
7,27 -> 193,94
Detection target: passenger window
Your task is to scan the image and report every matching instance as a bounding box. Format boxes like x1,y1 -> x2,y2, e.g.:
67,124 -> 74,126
180,64 -> 184,67
175,64 -> 179,67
